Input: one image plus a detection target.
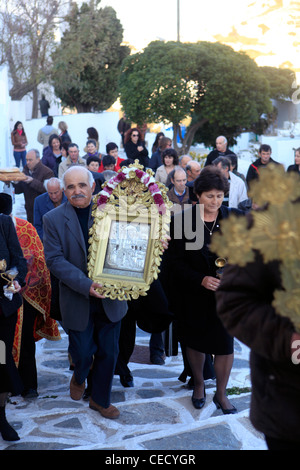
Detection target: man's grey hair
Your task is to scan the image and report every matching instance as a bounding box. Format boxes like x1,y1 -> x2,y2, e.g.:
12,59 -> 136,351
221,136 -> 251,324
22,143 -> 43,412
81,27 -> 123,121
213,156 -> 231,169
217,135 -> 227,144
186,160 -> 201,172
28,148 -> 40,159
179,154 -> 191,163
44,177 -> 64,191
62,166 -> 94,189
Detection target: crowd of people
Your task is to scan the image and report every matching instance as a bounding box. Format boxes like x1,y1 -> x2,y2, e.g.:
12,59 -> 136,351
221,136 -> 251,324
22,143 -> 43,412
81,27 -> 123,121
1,119 -> 300,450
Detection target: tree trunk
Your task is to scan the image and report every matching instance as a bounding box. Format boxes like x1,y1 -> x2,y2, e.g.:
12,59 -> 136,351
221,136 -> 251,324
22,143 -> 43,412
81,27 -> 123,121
172,119 -> 208,155
31,85 -> 38,119
76,104 -> 92,113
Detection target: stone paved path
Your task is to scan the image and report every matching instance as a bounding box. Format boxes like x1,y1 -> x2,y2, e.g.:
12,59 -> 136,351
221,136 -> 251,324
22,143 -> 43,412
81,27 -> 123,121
0,327 -> 267,451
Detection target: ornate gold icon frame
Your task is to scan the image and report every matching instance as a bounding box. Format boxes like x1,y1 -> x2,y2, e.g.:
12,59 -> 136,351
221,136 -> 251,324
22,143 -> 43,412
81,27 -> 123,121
88,161 -> 172,300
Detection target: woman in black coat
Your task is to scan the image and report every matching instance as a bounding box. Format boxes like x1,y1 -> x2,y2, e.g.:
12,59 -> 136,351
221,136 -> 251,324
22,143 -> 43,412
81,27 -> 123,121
124,128 -> 149,168
165,166 -> 242,412
0,213 -> 27,441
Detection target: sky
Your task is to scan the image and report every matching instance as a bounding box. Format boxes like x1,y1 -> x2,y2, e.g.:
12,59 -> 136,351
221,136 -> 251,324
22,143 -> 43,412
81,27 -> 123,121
98,0 -> 300,77
100,0 -> 251,50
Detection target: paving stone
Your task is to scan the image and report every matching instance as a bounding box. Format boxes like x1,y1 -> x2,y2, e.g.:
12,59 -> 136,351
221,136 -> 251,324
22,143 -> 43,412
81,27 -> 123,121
132,368 -> 178,379
143,424 -> 242,450
111,390 -> 126,403
136,389 -> 165,399
38,372 -> 70,391
117,402 -> 179,425
41,360 -> 71,369
54,417 -> 83,429
233,358 -> 251,369
38,400 -> 84,410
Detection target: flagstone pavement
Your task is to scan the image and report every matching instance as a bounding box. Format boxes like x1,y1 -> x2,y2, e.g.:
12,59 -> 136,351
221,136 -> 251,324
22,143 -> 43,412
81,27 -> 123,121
1,326 -> 267,451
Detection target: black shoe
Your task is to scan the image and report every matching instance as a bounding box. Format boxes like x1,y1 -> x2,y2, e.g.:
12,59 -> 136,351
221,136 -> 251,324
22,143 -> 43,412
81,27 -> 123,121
21,389 -> 38,399
0,408 -> 20,441
213,394 -> 237,414
191,390 -> 206,409
150,355 -> 165,365
119,374 -> 134,388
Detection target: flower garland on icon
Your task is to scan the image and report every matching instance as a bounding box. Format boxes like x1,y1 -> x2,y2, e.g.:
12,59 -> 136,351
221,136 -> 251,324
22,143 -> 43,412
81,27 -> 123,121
96,165 -> 166,215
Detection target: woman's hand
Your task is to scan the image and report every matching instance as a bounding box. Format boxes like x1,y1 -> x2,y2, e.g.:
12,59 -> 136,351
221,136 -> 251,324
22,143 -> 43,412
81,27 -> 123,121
201,276 -> 220,292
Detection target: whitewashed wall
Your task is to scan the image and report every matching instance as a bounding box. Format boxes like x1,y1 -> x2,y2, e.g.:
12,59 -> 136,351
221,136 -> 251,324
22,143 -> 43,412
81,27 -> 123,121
0,65 -> 12,168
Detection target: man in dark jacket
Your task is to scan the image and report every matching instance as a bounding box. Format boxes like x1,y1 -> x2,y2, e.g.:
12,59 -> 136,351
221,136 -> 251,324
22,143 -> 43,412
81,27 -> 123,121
216,255 -> 300,450
204,136 -> 236,167
246,144 -> 280,187
13,149 -> 54,223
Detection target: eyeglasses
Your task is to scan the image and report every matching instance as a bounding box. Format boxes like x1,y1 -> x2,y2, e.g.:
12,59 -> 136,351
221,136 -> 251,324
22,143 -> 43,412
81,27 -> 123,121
132,133 -> 139,137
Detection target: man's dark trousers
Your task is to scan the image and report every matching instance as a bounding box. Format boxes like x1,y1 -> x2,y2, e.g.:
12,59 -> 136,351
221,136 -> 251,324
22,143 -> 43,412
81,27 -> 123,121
68,298 -> 121,408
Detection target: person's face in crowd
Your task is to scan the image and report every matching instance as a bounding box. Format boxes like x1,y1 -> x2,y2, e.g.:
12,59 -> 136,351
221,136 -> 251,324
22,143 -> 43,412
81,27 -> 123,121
69,146 -> 80,163
197,189 -> 224,216
188,162 -> 201,180
26,151 -> 40,171
64,169 -> 95,209
295,150 -> 300,166
47,182 -> 64,204
164,155 -> 174,167
163,140 -> 172,150
87,161 -> 100,172
172,170 -> 187,194
131,131 -> 139,144
51,138 -> 61,152
180,156 -> 192,169
108,148 -> 118,162
87,142 -> 97,155
217,162 -> 229,178
216,137 -> 227,153
259,149 -> 271,165
104,164 -> 115,171
61,147 -> 68,158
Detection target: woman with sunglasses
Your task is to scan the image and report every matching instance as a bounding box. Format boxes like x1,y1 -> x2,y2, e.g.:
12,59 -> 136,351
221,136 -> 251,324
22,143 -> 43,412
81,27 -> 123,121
124,128 -> 149,169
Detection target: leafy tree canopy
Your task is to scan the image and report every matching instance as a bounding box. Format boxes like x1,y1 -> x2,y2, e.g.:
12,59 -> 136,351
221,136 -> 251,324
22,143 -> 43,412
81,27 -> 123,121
51,0 -> 129,112
259,66 -> 295,100
119,40 -> 276,154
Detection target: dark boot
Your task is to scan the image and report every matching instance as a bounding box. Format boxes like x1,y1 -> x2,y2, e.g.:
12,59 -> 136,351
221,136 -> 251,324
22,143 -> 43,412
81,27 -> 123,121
0,406 -> 20,441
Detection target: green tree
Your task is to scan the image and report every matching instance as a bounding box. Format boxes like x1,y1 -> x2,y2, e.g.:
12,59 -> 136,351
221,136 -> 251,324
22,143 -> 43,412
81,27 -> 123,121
51,0 -> 129,113
119,41 -> 273,154
193,65 -> 295,147
260,66 -> 295,100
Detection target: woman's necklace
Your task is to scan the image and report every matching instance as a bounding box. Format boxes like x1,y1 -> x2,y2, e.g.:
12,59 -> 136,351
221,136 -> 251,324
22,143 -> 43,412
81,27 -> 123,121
203,218 -> 217,236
